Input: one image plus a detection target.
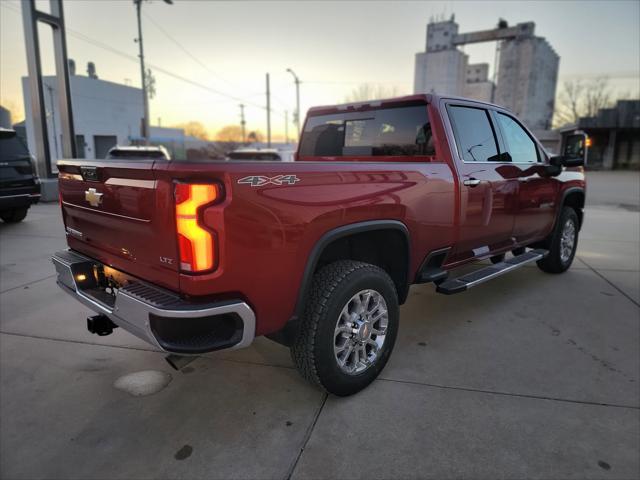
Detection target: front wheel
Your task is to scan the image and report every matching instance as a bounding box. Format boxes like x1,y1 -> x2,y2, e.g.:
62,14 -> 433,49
291,260 -> 399,396
537,206 -> 579,273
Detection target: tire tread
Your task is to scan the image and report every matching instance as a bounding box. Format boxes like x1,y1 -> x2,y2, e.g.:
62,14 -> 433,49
291,260 -> 396,393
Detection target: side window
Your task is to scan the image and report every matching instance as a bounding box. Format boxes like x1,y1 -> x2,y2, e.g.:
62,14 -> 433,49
298,105 -> 435,157
448,106 -> 499,162
496,113 -> 539,163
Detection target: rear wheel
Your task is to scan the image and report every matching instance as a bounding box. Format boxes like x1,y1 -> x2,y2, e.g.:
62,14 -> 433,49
537,207 -> 579,273
291,260 -> 399,396
0,207 -> 28,223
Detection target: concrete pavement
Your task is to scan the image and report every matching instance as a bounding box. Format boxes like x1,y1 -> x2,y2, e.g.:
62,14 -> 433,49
1,171 -> 638,479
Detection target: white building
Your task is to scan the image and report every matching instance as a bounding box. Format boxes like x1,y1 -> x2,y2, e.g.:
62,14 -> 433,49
463,63 -> 494,102
494,37 -> 559,130
22,67 -> 144,170
414,19 -> 467,96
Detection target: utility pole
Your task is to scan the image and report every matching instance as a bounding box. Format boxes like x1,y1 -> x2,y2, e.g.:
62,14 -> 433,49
285,110 -> 289,144
239,104 -> 246,144
134,0 -> 149,144
133,0 -> 172,144
266,73 -> 271,148
286,68 -> 301,140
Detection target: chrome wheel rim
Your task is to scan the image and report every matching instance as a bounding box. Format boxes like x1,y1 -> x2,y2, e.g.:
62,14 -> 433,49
333,289 -> 388,375
560,219 -> 576,263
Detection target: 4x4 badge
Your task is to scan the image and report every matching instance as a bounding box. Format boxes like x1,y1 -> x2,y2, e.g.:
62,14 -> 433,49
237,175 -> 300,187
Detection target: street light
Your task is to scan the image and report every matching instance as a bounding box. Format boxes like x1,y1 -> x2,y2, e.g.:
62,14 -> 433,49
286,68 -> 301,140
134,0 -> 172,145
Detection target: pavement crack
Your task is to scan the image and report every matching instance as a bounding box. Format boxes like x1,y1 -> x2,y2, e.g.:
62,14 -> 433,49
285,392 -> 328,480
376,377 -> 640,410
577,256 -> 640,308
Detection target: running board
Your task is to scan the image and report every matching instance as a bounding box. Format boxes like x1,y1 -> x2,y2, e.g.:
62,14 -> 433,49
436,249 -> 548,295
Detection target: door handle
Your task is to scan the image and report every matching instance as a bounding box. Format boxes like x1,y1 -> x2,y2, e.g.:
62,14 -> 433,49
463,178 -> 482,187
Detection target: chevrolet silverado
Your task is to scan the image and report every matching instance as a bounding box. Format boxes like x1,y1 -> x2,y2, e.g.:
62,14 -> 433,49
52,94 -> 587,396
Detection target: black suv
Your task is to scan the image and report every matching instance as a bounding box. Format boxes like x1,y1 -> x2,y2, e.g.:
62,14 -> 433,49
0,128 -> 40,223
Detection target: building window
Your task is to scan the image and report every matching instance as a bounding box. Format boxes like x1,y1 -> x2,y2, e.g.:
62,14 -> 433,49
75,135 -> 85,159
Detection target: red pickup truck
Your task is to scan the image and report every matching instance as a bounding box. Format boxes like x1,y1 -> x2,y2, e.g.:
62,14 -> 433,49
53,94 -> 587,396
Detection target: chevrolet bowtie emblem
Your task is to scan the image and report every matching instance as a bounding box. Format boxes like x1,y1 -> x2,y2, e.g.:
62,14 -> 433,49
85,188 -> 103,207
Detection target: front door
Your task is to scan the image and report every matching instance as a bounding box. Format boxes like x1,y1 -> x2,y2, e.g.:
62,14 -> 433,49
493,112 -> 558,243
444,103 -> 519,263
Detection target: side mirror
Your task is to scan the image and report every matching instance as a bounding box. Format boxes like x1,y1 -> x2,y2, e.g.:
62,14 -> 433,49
551,133 -> 588,168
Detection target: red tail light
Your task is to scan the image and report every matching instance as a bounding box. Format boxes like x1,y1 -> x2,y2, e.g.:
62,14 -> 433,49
175,183 -> 221,272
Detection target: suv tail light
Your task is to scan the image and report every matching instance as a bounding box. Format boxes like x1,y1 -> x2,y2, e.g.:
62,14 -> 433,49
175,183 -> 221,272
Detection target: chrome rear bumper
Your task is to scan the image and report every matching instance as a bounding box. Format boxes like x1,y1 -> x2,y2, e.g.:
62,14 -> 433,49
52,249 -> 255,354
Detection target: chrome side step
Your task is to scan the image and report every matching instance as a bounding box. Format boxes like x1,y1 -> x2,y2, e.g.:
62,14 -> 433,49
436,249 -> 548,295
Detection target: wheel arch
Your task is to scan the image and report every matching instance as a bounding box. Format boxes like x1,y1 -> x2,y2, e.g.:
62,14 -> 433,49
560,187 -> 585,228
294,220 -> 411,318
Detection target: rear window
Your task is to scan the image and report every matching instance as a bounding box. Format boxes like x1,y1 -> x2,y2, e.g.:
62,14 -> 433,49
227,152 -> 281,161
299,105 -> 435,157
0,136 -> 30,162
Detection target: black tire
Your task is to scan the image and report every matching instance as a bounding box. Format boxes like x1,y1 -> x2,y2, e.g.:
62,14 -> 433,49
0,207 -> 28,223
291,260 -> 399,396
537,206 -> 579,274
490,254 -> 505,264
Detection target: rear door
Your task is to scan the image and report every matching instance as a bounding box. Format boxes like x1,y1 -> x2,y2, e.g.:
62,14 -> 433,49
443,102 -> 518,263
57,159 -> 180,291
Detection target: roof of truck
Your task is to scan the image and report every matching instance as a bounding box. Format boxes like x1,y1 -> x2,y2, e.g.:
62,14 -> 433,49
306,93 -> 506,117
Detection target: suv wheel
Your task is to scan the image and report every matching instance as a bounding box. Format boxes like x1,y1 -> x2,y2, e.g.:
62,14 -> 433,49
291,260 -> 399,396
537,206 -> 579,273
0,207 -> 28,223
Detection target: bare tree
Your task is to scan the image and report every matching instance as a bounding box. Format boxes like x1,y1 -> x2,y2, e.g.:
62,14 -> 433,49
215,125 -> 243,142
344,83 -> 402,103
554,77 -> 613,127
584,77 -> 611,118
173,121 -> 210,140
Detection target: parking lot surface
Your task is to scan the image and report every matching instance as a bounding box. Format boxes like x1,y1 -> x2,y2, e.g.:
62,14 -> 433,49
1,171 -> 638,479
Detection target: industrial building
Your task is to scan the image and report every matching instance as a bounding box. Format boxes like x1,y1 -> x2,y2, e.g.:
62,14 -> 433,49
414,17 -> 559,130
561,100 -> 640,170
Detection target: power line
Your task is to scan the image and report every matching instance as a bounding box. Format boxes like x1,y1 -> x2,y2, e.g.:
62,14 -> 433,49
141,10 -> 236,90
0,2 -> 280,114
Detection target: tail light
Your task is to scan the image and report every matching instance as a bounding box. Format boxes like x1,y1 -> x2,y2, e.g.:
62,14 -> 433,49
175,183 -> 221,272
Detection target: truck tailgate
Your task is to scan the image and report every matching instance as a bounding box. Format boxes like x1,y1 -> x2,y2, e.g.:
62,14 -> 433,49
57,159 -> 180,291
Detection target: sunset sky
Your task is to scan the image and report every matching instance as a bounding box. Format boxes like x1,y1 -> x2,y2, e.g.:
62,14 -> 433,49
1,0 -> 639,139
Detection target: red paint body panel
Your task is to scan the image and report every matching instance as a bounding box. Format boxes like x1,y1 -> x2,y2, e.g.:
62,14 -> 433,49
56,94 -> 585,337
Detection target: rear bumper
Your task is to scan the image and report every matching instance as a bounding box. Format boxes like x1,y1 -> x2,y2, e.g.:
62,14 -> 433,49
0,192 -> 40,210
51,249 -> 255,354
